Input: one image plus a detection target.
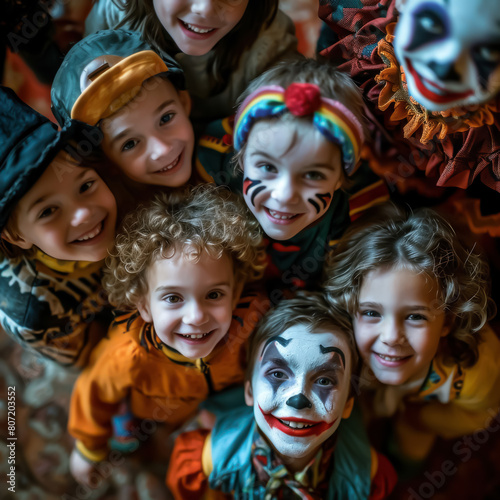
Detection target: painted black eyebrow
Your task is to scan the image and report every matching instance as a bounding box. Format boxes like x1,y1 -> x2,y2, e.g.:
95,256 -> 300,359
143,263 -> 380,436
261,357 -> 290,370
319,345 -> 345,368
260,335 -> 292,357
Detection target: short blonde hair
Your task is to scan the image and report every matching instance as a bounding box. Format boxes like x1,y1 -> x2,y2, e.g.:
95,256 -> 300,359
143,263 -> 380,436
104,185 -> 266,309
324,203 -> 495,367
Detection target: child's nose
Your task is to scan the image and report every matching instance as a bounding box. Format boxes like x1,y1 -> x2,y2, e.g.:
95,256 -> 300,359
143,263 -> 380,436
149,136 -> 171,161
380,319 -> 406,346
183,301 -> 209,326
271,176 -> 299,204
71,206 -> 92,226
191,0 -> 216,16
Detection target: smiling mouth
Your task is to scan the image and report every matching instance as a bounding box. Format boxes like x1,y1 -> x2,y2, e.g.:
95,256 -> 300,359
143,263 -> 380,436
176,329 -> 215,342
406,59 -> 473,104
72,221 -> 104,243
264,207 -> 301,222
154,152 -> 181,174
277,418 -> 317,429
181,21 -> 215,34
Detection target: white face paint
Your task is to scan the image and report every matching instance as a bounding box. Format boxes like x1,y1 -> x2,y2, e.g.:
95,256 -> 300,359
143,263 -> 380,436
394,0 -> 500,111
246,325 -> 353,465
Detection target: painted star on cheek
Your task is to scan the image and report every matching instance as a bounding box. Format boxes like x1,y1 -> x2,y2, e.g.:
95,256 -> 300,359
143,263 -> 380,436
307,192 -> 333,214
243,177 -> 266,207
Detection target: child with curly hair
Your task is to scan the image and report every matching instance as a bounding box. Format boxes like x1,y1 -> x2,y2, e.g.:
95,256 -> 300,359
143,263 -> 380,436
83,0 -> 299,120
68,185 -> 270,486
167,292 -> 397,499
324,203 -> 500,464
198,59 -> 389,289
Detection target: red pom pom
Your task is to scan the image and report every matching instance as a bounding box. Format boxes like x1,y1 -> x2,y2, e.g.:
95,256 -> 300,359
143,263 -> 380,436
284,83 -> 321,117
222,133 -> 233,146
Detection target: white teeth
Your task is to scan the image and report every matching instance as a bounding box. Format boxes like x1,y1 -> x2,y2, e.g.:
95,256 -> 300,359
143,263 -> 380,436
157,155 -> 180,173
278,419 -> 314,429
77,222 -> 102,241
378,354 -> 407,361
180,332 -> 210,339
185,23 -> 214,34
269,209 -> 296,220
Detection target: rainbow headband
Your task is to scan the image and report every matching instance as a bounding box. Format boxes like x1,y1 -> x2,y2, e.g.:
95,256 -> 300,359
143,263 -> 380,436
234,83 -> 364,175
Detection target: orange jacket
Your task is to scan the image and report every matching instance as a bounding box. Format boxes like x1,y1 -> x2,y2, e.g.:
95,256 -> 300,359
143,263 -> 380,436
68,290 -> 269,461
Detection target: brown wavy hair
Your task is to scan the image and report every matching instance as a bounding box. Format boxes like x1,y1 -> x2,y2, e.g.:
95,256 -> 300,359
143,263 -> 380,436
323,203 -> 495,368
104,184 -> 266,309
115,0 -> 278,92
246,291 -> 360,391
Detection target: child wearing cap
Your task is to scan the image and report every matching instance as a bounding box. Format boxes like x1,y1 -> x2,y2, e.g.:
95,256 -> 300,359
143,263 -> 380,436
167,293 -> 397,499
68,185 -> 270,486
0,86 -> 117,368
83,0 -> 299,121
197,59 -> 389,290
51,30 -> 195,190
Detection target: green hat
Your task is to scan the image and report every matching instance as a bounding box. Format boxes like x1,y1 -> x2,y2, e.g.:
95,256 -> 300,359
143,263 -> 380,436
51,29 -> 185,126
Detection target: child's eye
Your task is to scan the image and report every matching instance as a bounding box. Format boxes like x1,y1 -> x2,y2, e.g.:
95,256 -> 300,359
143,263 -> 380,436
361,310 -> 380,318
316,377 -> 335,387
207,291 -> 223,300
38,207 -> 57,219
407,313 -> 427,321
164,295 -> 182,304
160,112 -> 175,125
270,370 -> 287,380
122,139 -> 138,152
304,171 -> 326,181
259,164 -> 277,174
80,180 -> 95,193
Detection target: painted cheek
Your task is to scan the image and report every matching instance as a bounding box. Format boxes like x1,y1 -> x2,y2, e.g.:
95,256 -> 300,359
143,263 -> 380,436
243,177 -> 266,207
307,192 -> 332,214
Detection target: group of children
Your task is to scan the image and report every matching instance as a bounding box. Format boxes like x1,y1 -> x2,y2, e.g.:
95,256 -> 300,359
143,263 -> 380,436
2,0 -> 500,497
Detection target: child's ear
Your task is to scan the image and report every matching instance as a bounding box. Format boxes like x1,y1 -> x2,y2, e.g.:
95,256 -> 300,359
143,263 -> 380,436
178,90 -> 192,116
137,300 -> 153,323
342,397 -> 354,419
441,313 -> 454,338
244,380 -> 254,407
1,229 -> 32,250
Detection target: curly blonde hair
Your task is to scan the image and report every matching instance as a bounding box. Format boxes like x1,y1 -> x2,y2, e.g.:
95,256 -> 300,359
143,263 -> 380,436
104,185 -> 266,309
323,203 -> 495,368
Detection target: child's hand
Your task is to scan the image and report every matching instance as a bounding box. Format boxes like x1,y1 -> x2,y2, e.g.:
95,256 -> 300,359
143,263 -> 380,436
69,448 -> 98,487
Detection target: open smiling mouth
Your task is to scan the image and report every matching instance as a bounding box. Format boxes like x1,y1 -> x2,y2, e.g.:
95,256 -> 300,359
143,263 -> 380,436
264,207 -> 302,224
406,59 -> 473,104
180,21 -> 216,35
72,220 -> 104,244
260,406 -> 335,437
374,352 -> 412,366
154,152 -> 182,174
176,330 -> 215,342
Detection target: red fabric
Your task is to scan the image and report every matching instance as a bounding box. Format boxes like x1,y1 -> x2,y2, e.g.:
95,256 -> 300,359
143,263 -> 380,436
369,452 -> 398,500
284,83 -> 322,116
167,429 -> 210,500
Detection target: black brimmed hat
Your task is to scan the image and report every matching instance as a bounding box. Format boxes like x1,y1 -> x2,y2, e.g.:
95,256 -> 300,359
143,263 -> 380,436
0,86 -> 102,230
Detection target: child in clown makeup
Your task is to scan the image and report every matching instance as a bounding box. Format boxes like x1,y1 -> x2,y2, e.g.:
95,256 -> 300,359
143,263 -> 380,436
167,293 -> 397,499
68,185 -> 269,487
197,59 -> 389,289
0,87 -> 117,369
324,203 -> 500,464
51,30 -> 195,190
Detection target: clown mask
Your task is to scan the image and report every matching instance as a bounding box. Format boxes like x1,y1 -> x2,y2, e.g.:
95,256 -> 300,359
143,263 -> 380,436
394,0 -> 500,111
245,324 -> 354,469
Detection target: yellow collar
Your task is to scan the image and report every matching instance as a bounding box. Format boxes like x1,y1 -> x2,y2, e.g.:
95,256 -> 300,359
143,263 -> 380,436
34,249 -> 97,273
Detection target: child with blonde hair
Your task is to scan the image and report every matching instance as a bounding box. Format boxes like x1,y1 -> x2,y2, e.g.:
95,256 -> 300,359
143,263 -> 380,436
324,203 -> 500,463
68,185 -> 269,485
